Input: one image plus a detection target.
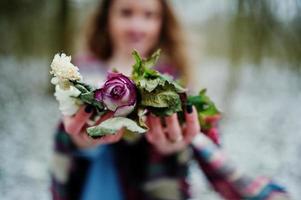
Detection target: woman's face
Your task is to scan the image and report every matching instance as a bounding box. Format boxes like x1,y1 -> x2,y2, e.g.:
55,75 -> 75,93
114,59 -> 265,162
108,0 -> 163,57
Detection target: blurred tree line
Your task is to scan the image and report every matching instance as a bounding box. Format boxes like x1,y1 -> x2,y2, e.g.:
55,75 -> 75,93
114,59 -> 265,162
229,0 -> 301,69
0,0 -> 300,70
0,0 -> 81,57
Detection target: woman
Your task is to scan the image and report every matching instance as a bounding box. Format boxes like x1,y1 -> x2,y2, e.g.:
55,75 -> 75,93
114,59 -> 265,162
50,0 -> 289,199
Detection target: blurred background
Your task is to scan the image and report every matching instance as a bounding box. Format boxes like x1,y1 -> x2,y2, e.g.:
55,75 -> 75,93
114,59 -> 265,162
0,0 -> 300,199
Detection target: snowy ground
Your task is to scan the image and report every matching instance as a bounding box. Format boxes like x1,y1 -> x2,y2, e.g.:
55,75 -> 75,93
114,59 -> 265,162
190,59 -> 301,199
0,57 -> 300,199
0,57 -> 59,200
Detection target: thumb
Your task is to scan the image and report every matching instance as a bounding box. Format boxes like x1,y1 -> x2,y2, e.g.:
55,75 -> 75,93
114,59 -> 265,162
64,105 -> 94,135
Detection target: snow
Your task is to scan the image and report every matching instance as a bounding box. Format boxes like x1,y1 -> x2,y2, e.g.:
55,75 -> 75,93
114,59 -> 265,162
0,56 -> 300,199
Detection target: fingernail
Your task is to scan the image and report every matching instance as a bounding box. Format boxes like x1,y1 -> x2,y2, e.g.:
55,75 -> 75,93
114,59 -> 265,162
186,103 -> 193,114
85,105 -> 94,113
91,135 -> 104,139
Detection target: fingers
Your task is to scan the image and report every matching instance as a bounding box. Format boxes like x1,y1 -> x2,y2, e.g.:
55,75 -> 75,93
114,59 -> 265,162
146,114 -> 165,144
63,105 -> 93,135
145,109 -> 201,155
183,106 -> 200,144
66,108 -> 124,148
95,111 -> 114,124
83,112 -> 121,145
164,113 -> 183,142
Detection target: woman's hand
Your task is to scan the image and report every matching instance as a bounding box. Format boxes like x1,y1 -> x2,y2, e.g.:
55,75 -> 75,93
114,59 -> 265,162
145,105 -> 200,155
63,105 -> 124,149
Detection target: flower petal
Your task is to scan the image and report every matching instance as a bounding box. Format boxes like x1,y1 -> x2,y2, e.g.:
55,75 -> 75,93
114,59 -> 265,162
54,85 -> 81,116
114,104 -> 136,117
100,72 -> 137,114
94,89 -> 103,101
51,77 -> 59,85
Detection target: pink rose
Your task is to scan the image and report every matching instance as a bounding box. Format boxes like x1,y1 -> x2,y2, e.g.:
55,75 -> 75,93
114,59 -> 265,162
95,72 -> 137,116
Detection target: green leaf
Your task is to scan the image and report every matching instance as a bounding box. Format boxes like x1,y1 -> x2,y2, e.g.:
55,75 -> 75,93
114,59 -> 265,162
188,89 -> 220,116
86,117 -> 147,137
91,101 -> 104,113
159,74 -> 186,93
131,50 -> 186,95
141,89 -> 180,108
72,81 -> 93,91
187,89 -> 221,130
80,92 -> 94,104
132,50 -> 161,80
140,86 -> 182,116
74,84 -> 89,93
137,78 -> 163,92
132,50 -> 144,78
131,49 -> 185,116
144,49 -> 161,69
148,106 -> 181,116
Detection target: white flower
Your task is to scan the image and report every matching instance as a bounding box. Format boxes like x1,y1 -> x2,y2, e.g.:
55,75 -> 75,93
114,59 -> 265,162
50,53 -> 82,90
54,85 -> 82,116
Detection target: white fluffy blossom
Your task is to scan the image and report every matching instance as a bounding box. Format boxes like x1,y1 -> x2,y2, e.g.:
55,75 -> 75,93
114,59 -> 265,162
50,53 -> 82,90
54,85 -> 82,116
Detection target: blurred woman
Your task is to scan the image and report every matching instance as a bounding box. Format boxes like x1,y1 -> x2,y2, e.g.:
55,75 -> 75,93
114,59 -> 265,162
50,0 -> 289,199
